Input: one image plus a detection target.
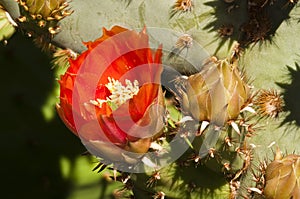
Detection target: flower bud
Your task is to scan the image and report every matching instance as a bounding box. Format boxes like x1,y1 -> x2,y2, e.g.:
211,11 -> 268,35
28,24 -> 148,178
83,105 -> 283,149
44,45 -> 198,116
183,58 -> 250,126
264,152 -> 300,199
17,0 -> 72,20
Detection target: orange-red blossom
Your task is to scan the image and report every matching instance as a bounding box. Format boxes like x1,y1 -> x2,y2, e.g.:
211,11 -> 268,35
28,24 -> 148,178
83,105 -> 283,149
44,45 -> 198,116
57,26 -> 165,163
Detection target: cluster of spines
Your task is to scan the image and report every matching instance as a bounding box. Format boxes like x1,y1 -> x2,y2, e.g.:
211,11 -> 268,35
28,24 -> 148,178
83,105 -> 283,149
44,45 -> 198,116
170,0 -> 194,19
16,0 -> 73,50
254,89 -> 284,119
201,0 -> 300,48
240,0 -> 272,45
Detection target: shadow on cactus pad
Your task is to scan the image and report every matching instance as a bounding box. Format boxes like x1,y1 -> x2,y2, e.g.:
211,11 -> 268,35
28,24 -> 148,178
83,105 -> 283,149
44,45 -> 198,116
131,160 -> 228,199
204,0 -> 297,52
277,63 -> 300,127
265,0 -> 297,34
203,0 -> 248,54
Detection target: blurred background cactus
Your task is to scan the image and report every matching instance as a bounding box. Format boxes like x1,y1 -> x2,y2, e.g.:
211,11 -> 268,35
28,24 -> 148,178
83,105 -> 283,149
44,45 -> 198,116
1,0 -> 300,198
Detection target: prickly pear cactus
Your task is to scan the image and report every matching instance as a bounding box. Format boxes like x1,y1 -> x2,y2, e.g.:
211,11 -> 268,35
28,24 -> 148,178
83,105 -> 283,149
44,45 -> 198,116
1,0 -> 300,198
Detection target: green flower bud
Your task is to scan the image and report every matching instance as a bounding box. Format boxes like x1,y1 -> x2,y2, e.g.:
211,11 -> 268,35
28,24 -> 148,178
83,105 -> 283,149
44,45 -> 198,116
15,0 -> 73,50
17,0 -> 72,20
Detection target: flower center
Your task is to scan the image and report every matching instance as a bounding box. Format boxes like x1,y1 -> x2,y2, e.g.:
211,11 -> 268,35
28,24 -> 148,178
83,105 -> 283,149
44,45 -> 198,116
90,77 -> 139,110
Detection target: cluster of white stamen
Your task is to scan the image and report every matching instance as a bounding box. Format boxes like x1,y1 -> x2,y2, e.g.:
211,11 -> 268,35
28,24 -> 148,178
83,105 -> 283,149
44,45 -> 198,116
89,98 -> 106,108
106,77 -> 139,107
89,77 -> 139,109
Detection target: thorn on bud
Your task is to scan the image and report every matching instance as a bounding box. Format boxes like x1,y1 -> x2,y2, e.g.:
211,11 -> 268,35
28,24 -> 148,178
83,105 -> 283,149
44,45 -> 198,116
48,26 -> 60,34
209,148 -> 216,158
147,171 -> 161,187
223,162 -> 231,171
248,187 -> 263,195
38,20 -> 46,28
153,191 -> 165,199
197,121 -> 210,136
225,137 -> 233,147
229,121 -> 241,135
18,16 -> 27,23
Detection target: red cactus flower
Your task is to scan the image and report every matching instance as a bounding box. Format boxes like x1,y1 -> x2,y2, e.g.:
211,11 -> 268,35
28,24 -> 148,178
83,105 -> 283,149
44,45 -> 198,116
57,26 -> 165,163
